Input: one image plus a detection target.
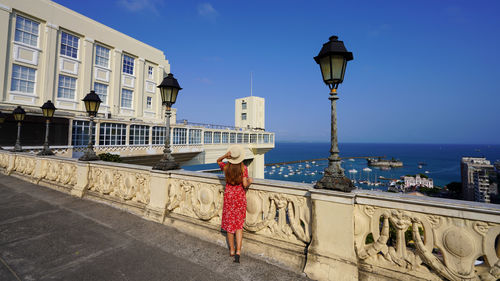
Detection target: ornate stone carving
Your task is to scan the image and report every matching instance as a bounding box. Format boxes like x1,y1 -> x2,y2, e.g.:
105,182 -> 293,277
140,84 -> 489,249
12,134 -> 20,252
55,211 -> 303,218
244,190 -> 311,244
88,167 -> 150,204
354,205 -> 500,281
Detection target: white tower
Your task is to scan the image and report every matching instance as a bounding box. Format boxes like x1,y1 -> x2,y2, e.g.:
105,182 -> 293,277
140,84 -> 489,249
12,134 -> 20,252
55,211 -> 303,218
235,96 -> 265,129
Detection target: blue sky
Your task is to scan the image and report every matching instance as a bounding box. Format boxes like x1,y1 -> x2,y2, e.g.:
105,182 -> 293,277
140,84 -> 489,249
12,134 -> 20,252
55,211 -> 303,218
54,0 -> 500,144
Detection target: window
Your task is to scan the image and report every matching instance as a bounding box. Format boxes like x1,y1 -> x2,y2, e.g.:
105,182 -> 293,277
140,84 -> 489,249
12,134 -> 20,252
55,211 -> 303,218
57,75 -> 76,99
270,134 -> 274,143
243,133 -> 249,143
250,134 -> 257,143
173,128 -> 187,144
204,131 -> 212,144
242,101 -> 247,110
146,96 -> 152,109
258,134 -> 263,144
94,82 -> 108,104
121,89 -> 133,108
11,64 -> 36,94
60,32 -> 79,58
71,120 -> 94,146
152,126 -> 166,145
99,123 -> 126,145
230,133 -> 236,143
148,66 -> 153,79
241,113 -> 247,120
95,45 -> 110,68
189,129 -> 202,144
237,133 -> 243,143
213,132 -> 221,143
129,125 -> 150,145
263,134 -> 270,143
122,54 -> 134,75
15,15 -> 39,47
222,132 -> 229,143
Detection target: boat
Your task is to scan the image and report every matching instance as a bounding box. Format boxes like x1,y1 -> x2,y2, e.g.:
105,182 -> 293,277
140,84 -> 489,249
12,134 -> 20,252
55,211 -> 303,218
425,171 -> 429,174
418,165 -> 422,169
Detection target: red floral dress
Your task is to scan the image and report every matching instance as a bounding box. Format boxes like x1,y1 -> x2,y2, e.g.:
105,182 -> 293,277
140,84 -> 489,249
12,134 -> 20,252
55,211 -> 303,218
219,162 -> 248,234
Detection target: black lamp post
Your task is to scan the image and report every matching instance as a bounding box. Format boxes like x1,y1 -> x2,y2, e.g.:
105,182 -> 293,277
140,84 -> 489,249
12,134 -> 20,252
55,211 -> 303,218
313,35 -> 354,192
0,111 -> 5,150
153,73 -> 182,170
13,106 -> 26,152
79,90 -> 101,161
38,100 -> 56,156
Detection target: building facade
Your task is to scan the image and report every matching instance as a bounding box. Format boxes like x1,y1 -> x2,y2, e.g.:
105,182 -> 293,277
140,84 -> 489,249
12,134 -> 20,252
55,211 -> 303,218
0,1 -> 275,178
235,96 -> 265,130
461,157 -> 497,203
0,0 -> 172,147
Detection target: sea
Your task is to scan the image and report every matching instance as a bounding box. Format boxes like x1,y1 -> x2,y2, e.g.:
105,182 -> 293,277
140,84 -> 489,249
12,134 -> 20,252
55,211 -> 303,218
183,143 -> 500,191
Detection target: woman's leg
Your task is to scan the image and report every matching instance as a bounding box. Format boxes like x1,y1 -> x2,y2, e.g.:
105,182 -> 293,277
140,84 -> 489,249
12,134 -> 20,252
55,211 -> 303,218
235,229 -> 243,254
227,232 -> 235,255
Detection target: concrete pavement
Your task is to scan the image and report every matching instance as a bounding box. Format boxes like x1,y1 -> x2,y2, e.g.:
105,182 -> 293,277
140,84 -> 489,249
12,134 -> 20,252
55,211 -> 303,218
0,173 -> 309,281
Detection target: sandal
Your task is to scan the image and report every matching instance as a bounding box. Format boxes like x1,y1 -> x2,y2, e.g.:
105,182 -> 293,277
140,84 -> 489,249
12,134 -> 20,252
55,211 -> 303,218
234,254 -> 240,263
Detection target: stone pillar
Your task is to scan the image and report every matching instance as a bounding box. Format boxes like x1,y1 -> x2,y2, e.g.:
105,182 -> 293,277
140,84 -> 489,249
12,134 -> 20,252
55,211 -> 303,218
80,37 -> 94,111
40,22 -> 59,104
148,125 -> 153,147
304,189 -> 358,281
71,162 -> 90,198
94,120 -> 100,147
144,170 -> 170,222
110,49 -> 122,115
0,4 -> 11,102
249,153 -> 265,179
125,123 -> 130,146
136,58 -> 145,118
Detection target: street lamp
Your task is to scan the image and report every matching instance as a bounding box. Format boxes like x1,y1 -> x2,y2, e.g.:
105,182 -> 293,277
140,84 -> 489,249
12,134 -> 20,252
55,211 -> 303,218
313,35 -> 354,192
153,73 -> 182,170
0,111 -> 5,150
79,90 -> 101,161
38,100 -> 56,156
12,106 -> 26,152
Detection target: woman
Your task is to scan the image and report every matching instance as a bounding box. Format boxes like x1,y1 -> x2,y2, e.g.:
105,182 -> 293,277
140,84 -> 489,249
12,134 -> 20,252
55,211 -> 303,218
217,145 -> 253,263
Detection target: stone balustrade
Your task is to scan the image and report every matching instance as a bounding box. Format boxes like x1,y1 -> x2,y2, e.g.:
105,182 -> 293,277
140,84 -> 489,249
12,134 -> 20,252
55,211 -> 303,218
0,150 -> 499,281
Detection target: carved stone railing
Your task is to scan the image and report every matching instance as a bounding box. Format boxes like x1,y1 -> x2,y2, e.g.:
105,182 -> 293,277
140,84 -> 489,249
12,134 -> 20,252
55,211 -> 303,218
1,149 -> 499,281
353,192 -> 500,281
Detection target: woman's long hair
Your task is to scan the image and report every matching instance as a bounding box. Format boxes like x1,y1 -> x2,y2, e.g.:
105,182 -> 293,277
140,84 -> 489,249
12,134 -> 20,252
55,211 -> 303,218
224,162 -> 243,186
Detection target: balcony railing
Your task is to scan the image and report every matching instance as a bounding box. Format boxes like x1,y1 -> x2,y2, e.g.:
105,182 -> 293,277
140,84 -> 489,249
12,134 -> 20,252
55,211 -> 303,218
2,150 -> 496,281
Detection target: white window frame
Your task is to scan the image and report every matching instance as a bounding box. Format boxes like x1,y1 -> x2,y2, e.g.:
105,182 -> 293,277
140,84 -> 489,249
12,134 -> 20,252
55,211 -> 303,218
148,66 -> 154,80
129,125 -> 150,145
60,31 -> 79,59
122,54 -> 134,75
152,126 -> 166,145
95,44 -> 110,68
99,122 -> 127,146
10,64 -> 36,95
57,74 -> 77,100
173,128 -> 187,144
14,15 -> 40,48
94,82 -> 108,105
121,88 -> 133,108
146,96 -> 152,109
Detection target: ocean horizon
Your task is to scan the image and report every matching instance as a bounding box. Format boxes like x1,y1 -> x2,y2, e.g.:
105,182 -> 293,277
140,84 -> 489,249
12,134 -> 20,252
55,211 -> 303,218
184,142 -> 500,190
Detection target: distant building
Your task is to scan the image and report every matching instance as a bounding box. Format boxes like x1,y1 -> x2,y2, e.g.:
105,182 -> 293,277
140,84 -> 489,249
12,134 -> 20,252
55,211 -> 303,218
235,96 -> 265,130
461,157 -> 497,203
403,174 -> 433,190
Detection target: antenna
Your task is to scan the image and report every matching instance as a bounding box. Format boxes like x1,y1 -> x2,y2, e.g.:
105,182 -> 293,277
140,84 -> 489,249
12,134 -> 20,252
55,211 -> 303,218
250,71 -> 253,96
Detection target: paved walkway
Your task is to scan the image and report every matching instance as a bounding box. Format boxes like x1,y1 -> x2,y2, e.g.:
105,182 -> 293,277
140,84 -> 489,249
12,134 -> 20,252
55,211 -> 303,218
0,174 -> 309,281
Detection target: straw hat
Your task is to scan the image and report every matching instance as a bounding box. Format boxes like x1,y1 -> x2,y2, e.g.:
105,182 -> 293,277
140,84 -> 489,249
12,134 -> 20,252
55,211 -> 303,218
227,145 -> 245,164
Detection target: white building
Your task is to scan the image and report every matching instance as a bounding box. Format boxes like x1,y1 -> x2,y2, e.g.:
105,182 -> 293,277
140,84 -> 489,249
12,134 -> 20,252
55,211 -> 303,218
403,174 -> 434,189
461,157 -> 494,202
0,0 -> 274,178
235,96 -> 265,130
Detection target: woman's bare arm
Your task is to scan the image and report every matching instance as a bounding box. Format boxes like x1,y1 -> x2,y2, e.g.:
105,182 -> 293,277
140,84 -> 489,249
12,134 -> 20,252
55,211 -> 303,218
217,151 -> 231,165
243,177 -> 253,188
